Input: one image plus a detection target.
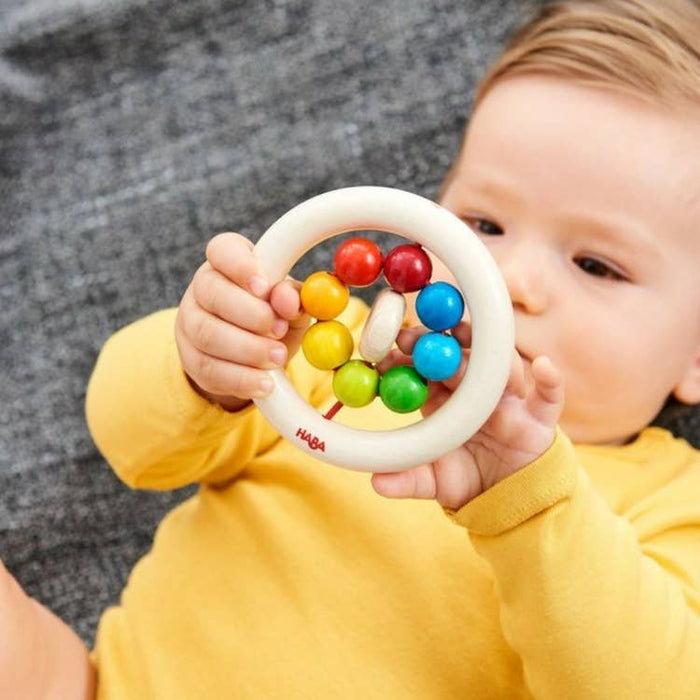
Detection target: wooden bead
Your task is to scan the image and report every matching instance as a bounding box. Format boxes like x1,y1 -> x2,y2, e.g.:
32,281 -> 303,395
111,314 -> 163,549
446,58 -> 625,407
359,289 -> 406,364
416,281 -> 465,331
333,360 -> 379,407
334,237 -> 383,287
412,332 -> 461,381
378,365 -> 428,413
302,320 -> 354,370
383,244 -> 432,293
300,271 -> 349,320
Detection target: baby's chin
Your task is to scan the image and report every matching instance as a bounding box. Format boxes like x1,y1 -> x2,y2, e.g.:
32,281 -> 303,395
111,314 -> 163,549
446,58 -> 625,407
557,413 -> 641,446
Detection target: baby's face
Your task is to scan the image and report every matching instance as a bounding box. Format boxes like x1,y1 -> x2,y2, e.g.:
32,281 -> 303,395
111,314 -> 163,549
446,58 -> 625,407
437,75 -> 700,444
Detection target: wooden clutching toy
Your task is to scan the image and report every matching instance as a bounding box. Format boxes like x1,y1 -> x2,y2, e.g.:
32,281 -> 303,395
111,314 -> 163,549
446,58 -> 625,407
299,238 -> 467,417
251,187 -> 514,472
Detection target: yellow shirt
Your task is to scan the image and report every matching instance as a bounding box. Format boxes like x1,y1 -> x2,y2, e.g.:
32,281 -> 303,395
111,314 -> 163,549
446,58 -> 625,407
86,302 -> 700,699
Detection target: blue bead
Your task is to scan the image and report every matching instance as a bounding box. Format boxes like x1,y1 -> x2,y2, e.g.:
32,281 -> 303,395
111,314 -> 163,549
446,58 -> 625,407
415,281 -> 465,331
412,332 -> 462,381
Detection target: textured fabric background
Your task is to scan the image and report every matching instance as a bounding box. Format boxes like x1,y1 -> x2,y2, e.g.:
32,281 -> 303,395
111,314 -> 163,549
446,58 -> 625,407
1,0 -> 698,647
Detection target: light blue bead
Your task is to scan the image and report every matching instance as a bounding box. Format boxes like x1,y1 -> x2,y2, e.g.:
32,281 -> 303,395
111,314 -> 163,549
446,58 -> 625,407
415,281 -> 464,331
412,332 -> 462,381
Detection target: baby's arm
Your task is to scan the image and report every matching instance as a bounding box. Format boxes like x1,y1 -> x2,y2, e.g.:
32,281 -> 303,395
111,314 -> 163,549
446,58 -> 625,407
87,233 -> 310,489
372,325 -> 700,697
453,436 -> 700,698
0,558 -> 95,699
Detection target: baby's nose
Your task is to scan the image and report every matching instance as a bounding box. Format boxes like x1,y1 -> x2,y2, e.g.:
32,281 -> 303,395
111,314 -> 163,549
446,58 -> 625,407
497,243 -> 549,315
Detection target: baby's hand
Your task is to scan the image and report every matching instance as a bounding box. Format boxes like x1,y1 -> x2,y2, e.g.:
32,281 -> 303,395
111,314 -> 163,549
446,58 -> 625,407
372,323 -> 564,510
175,233 -> 309,411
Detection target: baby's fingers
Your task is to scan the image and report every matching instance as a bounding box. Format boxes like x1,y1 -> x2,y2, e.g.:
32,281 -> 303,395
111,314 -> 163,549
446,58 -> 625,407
269,279 -> 304,323
178,296 -> 288,370
270,279 -> 312,357
451,321 -> 472,349
526,356 -> 564,427
206,232 -> 270,298
506,349 -> 527,400
193,264 -> 287,339
371,464 -> 437,500
376,347 -> 414,375
371,453 -> 479,510
394,326 -> 425,355
176,337 -> 275,401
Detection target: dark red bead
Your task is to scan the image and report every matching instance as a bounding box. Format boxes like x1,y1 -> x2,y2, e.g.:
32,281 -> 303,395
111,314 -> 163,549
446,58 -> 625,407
383,244 -> 432,292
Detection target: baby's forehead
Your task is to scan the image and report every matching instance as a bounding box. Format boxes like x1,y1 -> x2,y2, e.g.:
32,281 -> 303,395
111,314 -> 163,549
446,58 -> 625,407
469,77 -> 700,219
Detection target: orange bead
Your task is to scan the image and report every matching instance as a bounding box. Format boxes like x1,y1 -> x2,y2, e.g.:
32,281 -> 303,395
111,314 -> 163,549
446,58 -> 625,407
300,271 -> 349,320
302,321 -> 354,370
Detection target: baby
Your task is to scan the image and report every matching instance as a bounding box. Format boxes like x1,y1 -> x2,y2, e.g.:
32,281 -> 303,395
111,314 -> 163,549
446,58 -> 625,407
2,0 -> 700,698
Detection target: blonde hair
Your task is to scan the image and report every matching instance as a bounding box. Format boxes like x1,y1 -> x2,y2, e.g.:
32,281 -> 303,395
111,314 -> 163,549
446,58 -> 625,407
475,0 -> 700,110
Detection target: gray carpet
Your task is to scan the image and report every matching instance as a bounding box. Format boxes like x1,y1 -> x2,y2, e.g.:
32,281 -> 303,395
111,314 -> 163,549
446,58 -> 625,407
1,0 -> 698,647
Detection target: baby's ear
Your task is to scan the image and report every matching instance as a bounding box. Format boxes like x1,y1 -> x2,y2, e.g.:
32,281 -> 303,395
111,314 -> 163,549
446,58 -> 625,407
673,352 -> 700,405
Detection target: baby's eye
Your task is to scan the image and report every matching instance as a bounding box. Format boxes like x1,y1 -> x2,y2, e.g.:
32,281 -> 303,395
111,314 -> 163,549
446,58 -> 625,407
468,218 -> 504,236
574,256 -> 626,281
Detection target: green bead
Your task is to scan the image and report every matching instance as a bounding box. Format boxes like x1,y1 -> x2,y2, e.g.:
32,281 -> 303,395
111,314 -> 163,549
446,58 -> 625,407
333,360 -> 379,407
379,365 -> 429,413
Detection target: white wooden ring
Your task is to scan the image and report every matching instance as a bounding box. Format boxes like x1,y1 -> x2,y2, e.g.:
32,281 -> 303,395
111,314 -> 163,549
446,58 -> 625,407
253,186 -> 514,472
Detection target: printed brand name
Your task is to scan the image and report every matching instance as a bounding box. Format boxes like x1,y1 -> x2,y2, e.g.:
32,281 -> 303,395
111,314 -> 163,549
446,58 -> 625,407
295,428 -> 326,452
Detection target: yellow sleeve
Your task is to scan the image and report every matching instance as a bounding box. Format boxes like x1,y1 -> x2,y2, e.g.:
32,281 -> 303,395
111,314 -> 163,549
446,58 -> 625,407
85,300 -> 368,490
85,308 -> 272,489
450,430 -> 700,699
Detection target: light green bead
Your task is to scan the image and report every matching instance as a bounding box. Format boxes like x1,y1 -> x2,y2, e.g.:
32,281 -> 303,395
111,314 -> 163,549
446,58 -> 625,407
333,360 -> 379,407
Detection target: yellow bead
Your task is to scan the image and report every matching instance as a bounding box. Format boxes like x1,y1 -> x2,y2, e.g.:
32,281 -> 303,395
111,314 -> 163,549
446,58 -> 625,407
302,321 -> 354,370
300,271 -> 349,320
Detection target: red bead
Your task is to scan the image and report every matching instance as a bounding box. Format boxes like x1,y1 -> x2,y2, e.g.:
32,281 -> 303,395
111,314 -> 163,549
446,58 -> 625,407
383,244 -> 432,292
334,237 -> 383,287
